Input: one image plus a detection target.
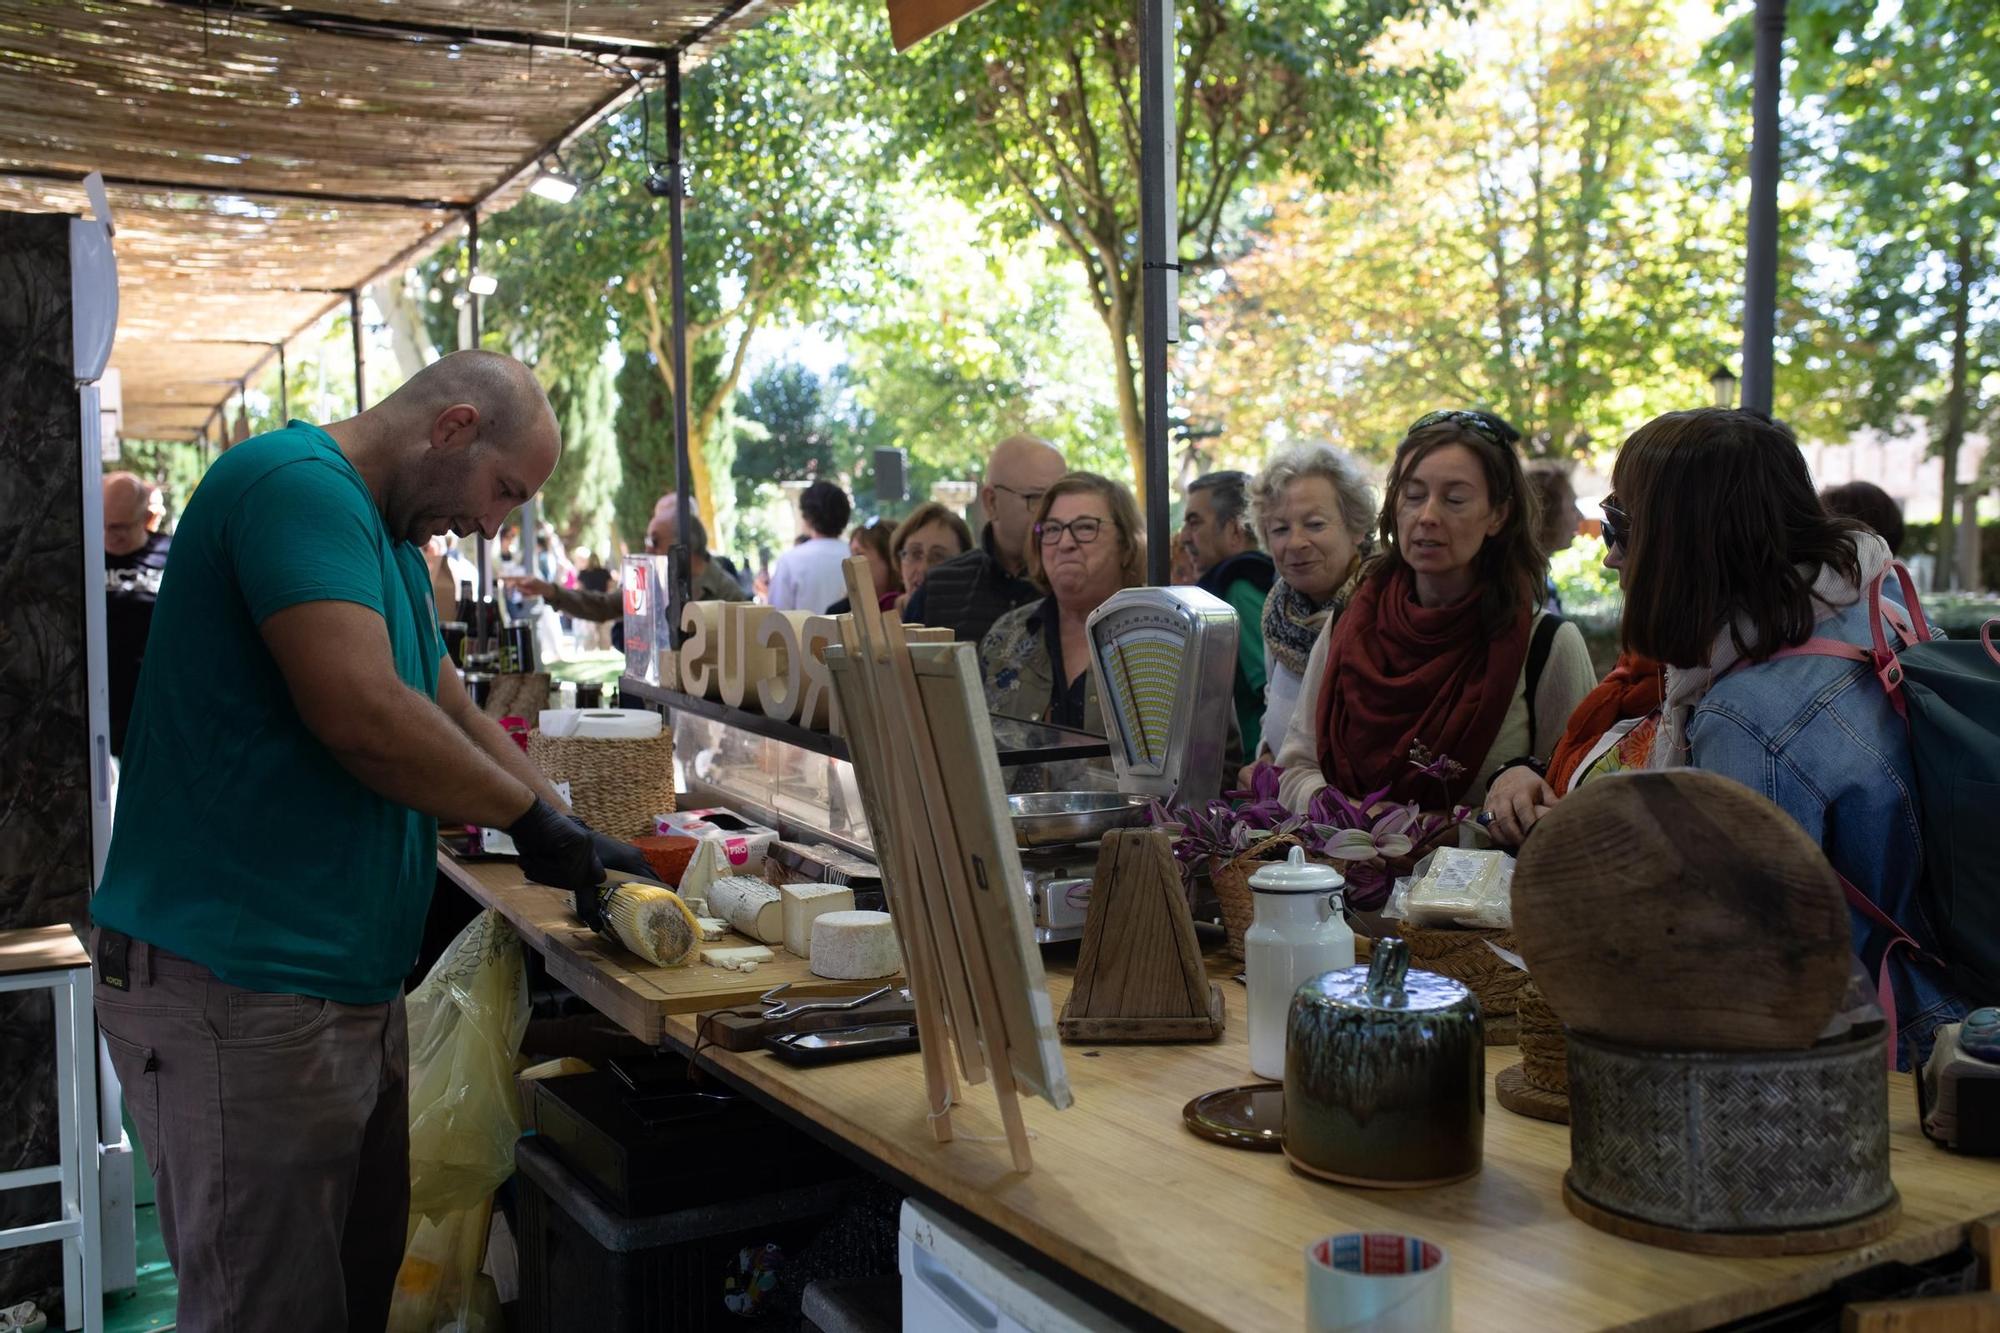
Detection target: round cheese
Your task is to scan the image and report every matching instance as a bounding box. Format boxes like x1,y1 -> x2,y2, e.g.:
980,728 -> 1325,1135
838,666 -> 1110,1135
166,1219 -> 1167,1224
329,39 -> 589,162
809,910 -> 900,980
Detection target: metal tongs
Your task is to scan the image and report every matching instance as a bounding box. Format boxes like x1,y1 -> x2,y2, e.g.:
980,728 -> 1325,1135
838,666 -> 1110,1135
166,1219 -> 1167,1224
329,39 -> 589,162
758,982 -> 897,1022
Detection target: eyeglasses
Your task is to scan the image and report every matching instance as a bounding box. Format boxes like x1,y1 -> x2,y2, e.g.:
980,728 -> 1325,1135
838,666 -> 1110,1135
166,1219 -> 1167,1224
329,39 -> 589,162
1408,408 -> 1514,450
1035,517 -> 1105,546
1600,497 -> 1630,552
992,482 -> 1048,510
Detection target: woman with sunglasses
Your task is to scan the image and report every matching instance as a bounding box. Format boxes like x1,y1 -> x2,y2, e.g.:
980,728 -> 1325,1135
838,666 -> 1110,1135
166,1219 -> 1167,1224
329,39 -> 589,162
1601,407 -> 1964,1064
1481,494 -> 1665,845
1273,411 -> 1594,897
980,471 -> 1146,732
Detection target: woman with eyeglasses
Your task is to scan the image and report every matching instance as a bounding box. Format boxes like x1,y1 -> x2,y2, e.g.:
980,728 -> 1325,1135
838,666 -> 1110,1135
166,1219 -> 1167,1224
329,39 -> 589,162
980,471 -> 1145,732
847,518 -> 900,605
889,502 -> 973,614
1592,408 -> 1965,1065
1272,411 -> 1594,896
1481,494 -> 1664,845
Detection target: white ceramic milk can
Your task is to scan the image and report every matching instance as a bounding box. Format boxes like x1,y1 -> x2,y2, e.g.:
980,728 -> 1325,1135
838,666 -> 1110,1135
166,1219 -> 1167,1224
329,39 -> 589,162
1246,846 -> 1353,1081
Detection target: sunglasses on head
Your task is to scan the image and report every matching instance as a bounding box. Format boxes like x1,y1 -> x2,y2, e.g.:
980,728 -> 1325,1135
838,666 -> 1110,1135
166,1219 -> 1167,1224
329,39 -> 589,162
1407,408 -> 1515,450
1600,497 -> 1630,551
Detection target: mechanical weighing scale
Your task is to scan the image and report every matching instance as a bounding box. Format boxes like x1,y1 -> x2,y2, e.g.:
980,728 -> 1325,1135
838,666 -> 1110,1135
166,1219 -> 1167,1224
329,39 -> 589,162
1007,586 -> 1239,941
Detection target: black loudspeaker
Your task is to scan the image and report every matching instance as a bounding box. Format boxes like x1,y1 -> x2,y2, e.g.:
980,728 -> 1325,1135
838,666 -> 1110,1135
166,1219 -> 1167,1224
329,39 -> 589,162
873,447 -> 907,504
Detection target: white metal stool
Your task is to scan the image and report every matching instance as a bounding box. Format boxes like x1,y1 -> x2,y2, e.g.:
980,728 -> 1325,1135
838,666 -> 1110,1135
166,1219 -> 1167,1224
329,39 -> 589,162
0,925 -> 102,1333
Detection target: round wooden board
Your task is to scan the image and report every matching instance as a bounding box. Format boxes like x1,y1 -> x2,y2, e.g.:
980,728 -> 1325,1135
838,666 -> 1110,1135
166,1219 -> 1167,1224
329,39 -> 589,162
1496,1062 -> 1568,1123
1562,1175 -> 1902,1256
1512,770 -> 1852,1052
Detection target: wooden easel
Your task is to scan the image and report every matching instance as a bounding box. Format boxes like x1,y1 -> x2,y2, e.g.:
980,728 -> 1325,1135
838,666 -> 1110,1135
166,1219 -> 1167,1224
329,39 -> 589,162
829,558 -> 1043,1170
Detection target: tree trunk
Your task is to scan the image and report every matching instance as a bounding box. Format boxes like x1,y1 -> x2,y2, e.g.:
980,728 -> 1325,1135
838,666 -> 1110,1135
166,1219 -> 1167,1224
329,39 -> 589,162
1099,287 -> 1147,506
641,296 -> 715,538
1939,224 -> 1971,588
374,273 -> 437,381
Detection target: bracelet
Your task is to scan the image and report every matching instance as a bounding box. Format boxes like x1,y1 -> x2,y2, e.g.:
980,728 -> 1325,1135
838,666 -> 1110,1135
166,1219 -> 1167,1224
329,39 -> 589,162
1486,756 -> 1546,789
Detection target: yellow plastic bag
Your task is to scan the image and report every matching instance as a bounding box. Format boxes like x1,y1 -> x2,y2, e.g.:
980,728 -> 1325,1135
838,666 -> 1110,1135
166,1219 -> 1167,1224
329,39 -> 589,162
389,911 -> 529,1333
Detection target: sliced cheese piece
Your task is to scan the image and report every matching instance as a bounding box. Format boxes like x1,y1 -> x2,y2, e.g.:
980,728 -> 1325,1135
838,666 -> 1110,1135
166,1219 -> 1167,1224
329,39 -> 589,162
694,916 -> 729,943
701,944 -> 775,973
781,882 -> 855,958
708,875 -> 784,944
809,910 -> 900,980
679,838 -> 723,903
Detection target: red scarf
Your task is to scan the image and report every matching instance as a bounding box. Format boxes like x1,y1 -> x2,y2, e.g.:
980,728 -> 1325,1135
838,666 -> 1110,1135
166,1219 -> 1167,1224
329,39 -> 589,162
1316,565 -> 1530,806
1545,653 -> 1664,795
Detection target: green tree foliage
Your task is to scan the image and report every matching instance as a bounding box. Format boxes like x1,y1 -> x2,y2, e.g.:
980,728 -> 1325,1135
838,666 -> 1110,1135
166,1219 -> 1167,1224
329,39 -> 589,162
864,0 -> 1460,495
1181,0 -> 1744,465
541,356 -> 623,559
612,348 -> 675,550
466,0 -> 890,535
1775,0 -> 2000,579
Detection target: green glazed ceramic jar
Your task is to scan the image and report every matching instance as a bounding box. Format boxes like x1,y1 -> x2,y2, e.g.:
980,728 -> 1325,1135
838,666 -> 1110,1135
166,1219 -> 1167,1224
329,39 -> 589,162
1283,937 -> 1485,1188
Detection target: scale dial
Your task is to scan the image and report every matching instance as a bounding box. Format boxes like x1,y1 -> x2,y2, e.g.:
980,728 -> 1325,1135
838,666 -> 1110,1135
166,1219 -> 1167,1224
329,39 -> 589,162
1086,587 -> 1238,803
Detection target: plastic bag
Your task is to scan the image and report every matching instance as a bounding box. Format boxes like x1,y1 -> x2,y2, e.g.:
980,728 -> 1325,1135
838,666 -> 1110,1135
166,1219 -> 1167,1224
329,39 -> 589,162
389,911 -> 530,1333
1381,848 -> 1514,929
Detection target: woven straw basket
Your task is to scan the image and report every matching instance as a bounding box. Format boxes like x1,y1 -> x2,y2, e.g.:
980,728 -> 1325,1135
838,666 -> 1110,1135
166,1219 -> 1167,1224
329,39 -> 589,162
1517,980 -> 1568,1093
526,729 -> 675,841
1210,834 -> 1303,960
1399,922 -> 1530,1042
484,671 -> 551,720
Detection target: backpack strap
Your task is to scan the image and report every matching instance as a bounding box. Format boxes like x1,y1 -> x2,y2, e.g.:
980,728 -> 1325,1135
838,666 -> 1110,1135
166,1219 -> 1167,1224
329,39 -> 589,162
1839,872 -> 1947,1071
1524,612 -> 1562,750
1983,618 -> 2000,668
1754,568 -> 1920,715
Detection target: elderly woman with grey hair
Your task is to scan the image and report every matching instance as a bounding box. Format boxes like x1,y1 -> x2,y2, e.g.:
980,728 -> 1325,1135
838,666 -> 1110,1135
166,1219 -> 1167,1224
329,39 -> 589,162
1245,443 -> 1378,770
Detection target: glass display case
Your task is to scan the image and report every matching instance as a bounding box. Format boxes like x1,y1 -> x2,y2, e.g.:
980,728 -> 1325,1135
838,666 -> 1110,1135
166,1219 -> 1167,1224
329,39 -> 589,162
620,678 -> 1111,859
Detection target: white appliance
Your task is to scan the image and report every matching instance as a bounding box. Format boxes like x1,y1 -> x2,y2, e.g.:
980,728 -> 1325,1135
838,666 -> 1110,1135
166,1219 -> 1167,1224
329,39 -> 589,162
899,1199 -> 1133,1333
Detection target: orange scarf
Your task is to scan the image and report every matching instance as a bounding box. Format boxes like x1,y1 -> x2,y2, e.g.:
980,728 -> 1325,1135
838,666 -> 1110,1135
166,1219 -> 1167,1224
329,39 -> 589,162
1546,653 -> 1665,795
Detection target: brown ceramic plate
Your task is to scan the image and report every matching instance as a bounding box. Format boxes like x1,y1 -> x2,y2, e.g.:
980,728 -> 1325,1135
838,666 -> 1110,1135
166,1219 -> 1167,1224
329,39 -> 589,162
1183,1083 -> 1285,1151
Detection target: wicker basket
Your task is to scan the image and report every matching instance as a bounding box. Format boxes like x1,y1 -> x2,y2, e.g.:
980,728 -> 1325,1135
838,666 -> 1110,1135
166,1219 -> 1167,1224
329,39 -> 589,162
1399,923 -> 1531,1027
1517,980 -> 1568,1094
1209,834 -> 1302,960
526,729 -> 675,841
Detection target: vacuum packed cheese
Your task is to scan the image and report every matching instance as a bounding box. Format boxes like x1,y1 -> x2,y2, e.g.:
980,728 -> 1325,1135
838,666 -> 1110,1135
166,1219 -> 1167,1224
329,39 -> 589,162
809,911 -> 900,980
781,883 -> 855,958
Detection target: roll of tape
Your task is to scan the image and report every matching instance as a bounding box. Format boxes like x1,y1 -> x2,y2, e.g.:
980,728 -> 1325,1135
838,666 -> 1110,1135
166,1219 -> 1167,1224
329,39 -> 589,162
569,709 -> 664,740
1304,1233 -> 1449,1332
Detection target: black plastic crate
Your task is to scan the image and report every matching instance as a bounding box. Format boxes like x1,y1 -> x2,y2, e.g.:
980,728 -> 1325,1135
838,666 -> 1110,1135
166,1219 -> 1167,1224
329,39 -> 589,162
514,1135 -> 846,1333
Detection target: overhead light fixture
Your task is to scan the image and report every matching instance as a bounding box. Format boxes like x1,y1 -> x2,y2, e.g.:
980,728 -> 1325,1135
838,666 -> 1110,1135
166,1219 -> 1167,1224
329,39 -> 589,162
467,272 -> 499,297
529,168 -> 580,204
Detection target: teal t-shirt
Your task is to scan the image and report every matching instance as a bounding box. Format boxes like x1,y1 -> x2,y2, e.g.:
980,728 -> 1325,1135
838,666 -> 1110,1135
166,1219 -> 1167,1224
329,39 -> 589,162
94,422 -> 445,1004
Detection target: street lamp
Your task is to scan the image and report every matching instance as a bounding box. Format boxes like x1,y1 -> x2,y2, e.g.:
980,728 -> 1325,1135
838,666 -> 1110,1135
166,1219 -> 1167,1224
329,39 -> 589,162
1710,365 -> 1740,409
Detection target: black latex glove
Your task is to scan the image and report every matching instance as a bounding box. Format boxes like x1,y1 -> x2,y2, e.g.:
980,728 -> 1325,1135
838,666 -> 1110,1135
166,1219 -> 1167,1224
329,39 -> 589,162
564,813 -> 653,881
509,797 -> 608,929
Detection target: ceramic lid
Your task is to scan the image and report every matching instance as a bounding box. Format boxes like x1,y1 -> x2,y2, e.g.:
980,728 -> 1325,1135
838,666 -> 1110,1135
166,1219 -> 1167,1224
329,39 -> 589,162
1298,938 -> 1471,1013
1247,846 -> 1346,895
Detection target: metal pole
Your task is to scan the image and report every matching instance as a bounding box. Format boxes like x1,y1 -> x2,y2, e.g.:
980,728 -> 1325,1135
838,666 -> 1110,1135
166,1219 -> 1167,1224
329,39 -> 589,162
466,210 -> 482,346
465,211 -> 490,599
349,289 -> 366,411
1138,0 -> 1178,584
668,55 -> 695,644
277,342 -> 288,420
1740,0 -> 1786,416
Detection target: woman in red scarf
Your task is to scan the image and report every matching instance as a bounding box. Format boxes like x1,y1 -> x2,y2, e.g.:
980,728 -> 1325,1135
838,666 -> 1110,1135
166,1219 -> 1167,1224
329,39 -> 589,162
1273,412 -> 1594,832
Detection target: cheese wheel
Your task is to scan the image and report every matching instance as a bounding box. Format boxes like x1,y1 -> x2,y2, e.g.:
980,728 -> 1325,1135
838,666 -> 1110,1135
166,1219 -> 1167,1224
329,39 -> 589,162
809,910 -> 900,980
707,875 -> 783,944
781,882 -> 855,958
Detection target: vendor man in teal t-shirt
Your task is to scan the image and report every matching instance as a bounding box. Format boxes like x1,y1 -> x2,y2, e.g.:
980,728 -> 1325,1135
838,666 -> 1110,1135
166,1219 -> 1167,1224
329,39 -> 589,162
92,350 -> 646,1331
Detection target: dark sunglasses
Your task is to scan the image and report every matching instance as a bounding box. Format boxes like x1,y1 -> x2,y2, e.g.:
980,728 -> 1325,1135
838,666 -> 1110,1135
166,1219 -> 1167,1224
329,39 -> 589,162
1600,497 -> 1630,551
1408,408 -> 1516,449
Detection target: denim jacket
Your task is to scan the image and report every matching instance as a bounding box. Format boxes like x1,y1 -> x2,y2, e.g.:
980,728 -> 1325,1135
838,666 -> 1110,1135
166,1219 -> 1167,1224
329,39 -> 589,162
1689,593 -> 1968,1064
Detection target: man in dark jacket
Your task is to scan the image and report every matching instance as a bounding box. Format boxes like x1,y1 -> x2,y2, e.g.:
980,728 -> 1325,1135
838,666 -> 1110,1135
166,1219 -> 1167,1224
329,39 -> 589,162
1181,469 -> 1275,757
903,434 -> 1065,643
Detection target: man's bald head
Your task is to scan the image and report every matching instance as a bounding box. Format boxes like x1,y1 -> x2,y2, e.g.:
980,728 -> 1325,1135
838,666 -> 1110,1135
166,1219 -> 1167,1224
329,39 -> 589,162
981,434 -> 1066,575
368,350 -> 563,546
103,471 -> 161,556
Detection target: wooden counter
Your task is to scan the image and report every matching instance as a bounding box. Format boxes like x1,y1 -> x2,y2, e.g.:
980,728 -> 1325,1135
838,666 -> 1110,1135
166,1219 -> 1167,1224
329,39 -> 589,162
661,974 -> 2000,1333
442,850 -> 2000,1332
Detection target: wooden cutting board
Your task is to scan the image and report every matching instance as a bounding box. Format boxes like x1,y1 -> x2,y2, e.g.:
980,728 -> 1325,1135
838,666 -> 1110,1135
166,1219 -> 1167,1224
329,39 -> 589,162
1511,769 -> 1851,1051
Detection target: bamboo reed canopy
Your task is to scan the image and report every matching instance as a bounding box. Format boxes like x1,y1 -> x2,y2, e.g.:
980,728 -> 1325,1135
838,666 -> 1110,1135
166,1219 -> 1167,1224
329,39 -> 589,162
0,0 -> 781,441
